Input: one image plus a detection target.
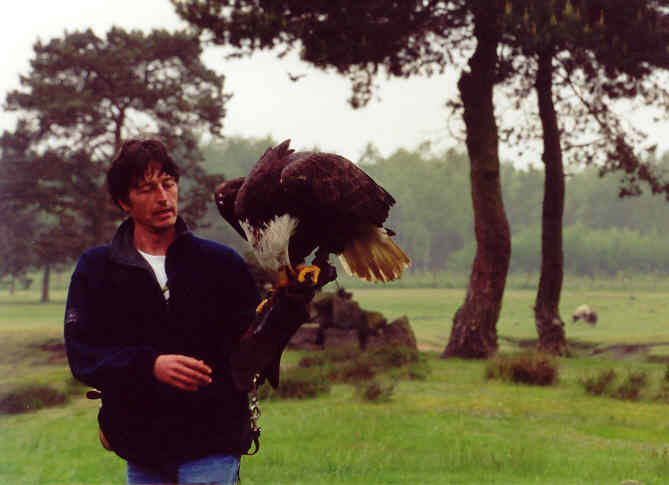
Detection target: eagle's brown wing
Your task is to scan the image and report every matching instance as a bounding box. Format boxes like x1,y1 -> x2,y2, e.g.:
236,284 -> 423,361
214,177 -> 247,240
280,151 -> 409,282
279,152 -> 395,226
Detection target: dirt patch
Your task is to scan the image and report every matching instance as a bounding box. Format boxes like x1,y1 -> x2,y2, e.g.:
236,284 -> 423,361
39,341 -> 67,363
589,342 -> 669,359
499,336 -> 599,352
499,335 -> 669,361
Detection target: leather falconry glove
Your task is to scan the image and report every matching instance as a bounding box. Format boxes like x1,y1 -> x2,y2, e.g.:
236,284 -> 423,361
229,281 -> 317,391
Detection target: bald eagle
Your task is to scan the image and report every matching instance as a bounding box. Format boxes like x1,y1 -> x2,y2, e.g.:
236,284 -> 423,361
215,140 -> 410,289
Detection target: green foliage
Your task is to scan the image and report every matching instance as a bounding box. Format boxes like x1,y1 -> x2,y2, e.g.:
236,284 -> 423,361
200,136 -> 669,279
258,366 -> 331,400
361,147 -> 472,271
173,0 -> 455,108
200,135 -> 278,178
581,369 -> 617,396
1,26 -> 229,282
581,369 -> 653,401
485,352 -> 559,386
266,345 -> 426,404
326,346 -> 421,384
614,371 -> 649,401
353,378 -> 395,403
257,345 -> 424,401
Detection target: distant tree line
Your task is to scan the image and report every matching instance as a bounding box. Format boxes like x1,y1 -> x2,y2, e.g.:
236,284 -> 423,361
199,136 -> 669,277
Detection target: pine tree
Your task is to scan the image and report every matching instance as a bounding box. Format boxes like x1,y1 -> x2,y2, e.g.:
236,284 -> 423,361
2,27 -> 230,300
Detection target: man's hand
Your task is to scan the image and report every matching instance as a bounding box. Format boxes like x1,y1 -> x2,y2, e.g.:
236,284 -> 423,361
153,354 -> 212,392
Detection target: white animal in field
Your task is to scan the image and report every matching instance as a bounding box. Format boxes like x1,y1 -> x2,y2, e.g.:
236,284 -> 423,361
572,304 -> 597,325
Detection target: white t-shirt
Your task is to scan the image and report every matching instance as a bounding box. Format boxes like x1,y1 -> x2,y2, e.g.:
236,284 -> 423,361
137,249 -> 169,300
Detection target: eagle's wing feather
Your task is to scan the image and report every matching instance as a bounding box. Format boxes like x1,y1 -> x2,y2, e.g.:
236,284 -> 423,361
279,152 -> 395,225
235,140 -> 295,226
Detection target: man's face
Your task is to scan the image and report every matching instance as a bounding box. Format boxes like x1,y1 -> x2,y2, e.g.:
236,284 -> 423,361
119,162 -> 178,233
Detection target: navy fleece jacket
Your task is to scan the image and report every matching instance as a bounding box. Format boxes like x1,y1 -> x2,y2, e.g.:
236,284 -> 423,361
64,218 -> 260,465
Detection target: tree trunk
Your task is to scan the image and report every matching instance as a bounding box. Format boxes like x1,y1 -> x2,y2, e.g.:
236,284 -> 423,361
41,264 -> 50,303
442,3 -> 511,359
534,50 -> 568,356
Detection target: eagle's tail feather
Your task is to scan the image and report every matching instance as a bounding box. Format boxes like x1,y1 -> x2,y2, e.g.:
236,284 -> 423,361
338,226 -> 410,282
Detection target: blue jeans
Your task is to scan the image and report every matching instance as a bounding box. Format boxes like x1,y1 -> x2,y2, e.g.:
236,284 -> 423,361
127,453 -> 240,484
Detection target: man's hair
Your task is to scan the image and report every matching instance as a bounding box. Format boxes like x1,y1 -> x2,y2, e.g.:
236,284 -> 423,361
107,138 -> 180,207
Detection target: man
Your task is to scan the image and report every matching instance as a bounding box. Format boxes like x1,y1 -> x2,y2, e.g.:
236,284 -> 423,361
65,138 -> 312,484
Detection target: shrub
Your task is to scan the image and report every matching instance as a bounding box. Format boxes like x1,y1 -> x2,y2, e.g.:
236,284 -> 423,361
581,369 -> 617,396
354,379 -> 395,403
368,346 -> 418,369
335,359 -> 376,382
0,385 -> 68,414
486,352 -> 559,386
581,369 -> 650,401
263,346 -> 427,400
323,346 -> 362,363
614,371 -> 648,401
258,367 -> 331,400
325,346 -> 420,383
407,356 -> 431,381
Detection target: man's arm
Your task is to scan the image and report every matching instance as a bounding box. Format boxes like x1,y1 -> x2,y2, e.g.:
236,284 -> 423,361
228,284 -> 314,391
64,254 -> 159,393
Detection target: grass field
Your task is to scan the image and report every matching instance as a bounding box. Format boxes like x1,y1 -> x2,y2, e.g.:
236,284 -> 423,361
2,287 -> 669,484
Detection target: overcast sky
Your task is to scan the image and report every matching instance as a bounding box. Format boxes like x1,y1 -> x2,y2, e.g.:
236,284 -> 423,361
1,0 -> 464,162
2,1 -> 668,165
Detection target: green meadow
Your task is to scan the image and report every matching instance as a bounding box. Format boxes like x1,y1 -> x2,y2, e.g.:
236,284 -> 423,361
2,287 -> 669,484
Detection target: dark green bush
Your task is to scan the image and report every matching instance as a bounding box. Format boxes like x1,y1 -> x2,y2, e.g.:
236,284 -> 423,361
325,346 -> 420,383
322,346 -> 362,363
263,346 -> 426,400
334,359 -> 375,382
581,369 -> 651,401
368,346 -> 418,369
407,356 -> 431,381
0,385 -> 68,414
614,371 -> 648,401
485,352 -> 559,386
258,367 -> 331,400
354,379 -> 395,403
581,369 -> 617,396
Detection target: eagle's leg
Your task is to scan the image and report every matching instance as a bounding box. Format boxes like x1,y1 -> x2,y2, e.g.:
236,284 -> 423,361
256,265 -> 298,314
276,265 -> 298,287
296,248 -> 337,288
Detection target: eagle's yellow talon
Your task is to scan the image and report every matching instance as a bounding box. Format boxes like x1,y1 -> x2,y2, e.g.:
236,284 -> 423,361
256,298 -> 269,314
276,266 -> 296,288
296,265 -> 320,285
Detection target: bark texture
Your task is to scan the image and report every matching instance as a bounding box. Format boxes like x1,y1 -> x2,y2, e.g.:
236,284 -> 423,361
534,50 -> 568,356
443,3 -> 511,359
